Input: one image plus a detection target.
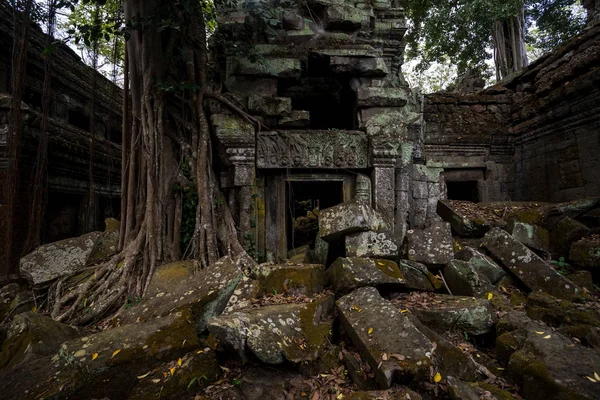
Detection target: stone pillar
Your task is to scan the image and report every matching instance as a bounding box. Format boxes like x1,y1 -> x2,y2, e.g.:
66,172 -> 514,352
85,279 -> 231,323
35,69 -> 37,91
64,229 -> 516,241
395,142 -> 413,245
371,143 -> 398,228
228,147 -> 256,247
355,174 -> 372,205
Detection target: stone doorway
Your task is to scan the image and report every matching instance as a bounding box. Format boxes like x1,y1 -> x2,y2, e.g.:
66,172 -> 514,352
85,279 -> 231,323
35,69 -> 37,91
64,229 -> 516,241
447,181 -> 480,202
286,180 -> 344,251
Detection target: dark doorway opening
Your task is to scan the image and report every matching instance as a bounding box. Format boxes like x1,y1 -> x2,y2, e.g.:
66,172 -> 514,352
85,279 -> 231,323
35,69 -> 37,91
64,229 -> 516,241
286,180 -> 343,251
44,192 -> 82,243
446,181 -> 480,202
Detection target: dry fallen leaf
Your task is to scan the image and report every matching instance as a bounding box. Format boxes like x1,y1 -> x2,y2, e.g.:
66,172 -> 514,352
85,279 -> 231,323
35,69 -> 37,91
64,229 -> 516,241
152,379 -> 161,384
543,335 -> 552,339
368,327 -> 374,335
169,367 -> 176,376
535,331 -> 545,335
434,372 -> 442,383
111,349 -> 121,358
594,372 -> 600,381
382,353 -> 388,361
585,376 -> 597,383
487,292 -> 493,300
177,358 -> 182,367
137,371 -> 151,379
91,353 -> 99,361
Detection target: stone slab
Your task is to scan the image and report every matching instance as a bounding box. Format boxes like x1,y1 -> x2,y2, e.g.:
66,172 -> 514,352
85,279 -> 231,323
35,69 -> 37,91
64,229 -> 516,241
319,201 -> 391,243
406,221 -> 454,266
345,231 -> 398,258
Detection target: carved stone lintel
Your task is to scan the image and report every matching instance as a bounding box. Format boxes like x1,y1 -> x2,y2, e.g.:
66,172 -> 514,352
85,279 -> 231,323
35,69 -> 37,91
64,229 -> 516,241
226,147 -> 256,187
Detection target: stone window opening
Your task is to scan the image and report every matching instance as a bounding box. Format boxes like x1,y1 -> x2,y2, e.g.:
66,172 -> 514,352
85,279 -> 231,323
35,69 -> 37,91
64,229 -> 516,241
446,180 -> 480,203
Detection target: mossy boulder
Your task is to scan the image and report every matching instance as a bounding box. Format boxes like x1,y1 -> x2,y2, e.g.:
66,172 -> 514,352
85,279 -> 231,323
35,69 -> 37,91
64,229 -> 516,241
549,217 -> 590,259
336,287 -> 433,388
407,294 -> 496,336
0,312 -> 79,370
254,263 -> 324,296
558,325 -> 600,351
19,231 -> 102,287
0,310 -> 200,399
223,276 -> 262,314
525,291 -> 600,328
455,246 -> 506,284
346,387 -> 423,399
207,295 -> 334,364
114,256 -> 243,333
443,260 -> 494,297
508,220 -> 550,256
483,228 -> 582,300
447,376 -> 518,400
327,257 -> 432,294
570,235 -> 600,267
406,221 -> 454,266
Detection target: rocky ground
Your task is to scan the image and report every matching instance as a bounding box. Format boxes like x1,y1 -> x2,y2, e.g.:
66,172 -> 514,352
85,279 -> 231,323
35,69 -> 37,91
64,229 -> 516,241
0,199 -> 599,399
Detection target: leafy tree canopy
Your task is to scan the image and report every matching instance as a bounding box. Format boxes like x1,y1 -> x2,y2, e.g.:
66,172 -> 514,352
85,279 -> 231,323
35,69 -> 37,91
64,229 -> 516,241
402,0 -> 586,76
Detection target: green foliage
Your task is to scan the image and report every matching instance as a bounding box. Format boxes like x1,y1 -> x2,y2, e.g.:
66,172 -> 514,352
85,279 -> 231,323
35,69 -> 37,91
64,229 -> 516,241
551,256 -> 571,275
402,0 -> 586,75
124,295 -> 143,309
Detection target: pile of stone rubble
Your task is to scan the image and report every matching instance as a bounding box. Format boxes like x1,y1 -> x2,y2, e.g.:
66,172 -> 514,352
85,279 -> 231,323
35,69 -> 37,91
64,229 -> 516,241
0,198 -> 599,399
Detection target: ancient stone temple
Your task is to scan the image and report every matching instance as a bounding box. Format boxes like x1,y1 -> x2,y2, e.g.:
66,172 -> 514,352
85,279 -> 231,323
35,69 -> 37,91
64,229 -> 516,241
209,0 -> 600,264
0,0 -> 122,272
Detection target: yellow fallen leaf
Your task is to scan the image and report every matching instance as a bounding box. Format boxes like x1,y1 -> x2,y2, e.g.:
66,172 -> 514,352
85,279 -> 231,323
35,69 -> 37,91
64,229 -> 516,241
585,376 -> 597,383
594,372 -> 600,381
487,293 -> 493,300
368,327 -> 373,335
337,394 -> 343,399
91,353 -> 99,361
177,358 -> 182,367
152,379 -> 161,384
31,306 -> 37,313
137,371 -> 151,379
111,349 -> 121,358
434,372 -> 442,383
543,335 -> 552,339
197,350 -> 204,354
535,331 -> 545,335
219,366 -> 230,372
401,309 -> 409,313
170,367 -> 176,376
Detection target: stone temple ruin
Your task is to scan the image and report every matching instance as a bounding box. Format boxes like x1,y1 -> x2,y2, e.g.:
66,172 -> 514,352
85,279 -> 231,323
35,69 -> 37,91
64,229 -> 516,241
1,1 -> 600,400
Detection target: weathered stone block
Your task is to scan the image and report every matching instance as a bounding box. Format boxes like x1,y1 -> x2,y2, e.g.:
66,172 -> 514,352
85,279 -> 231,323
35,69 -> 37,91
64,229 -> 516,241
406,294 -> 496,336
549,217 -> 591,259
254,263 -> 324,296
345,231 -> 398,258
327,257 -> 418,294
455,246 -> 506,284
287,245 -> 311,263
508,221 -> 550,255
437,200 -> 503,237
406,221 -> 454,266
357,87 -> 409,107
483,228 -> 581,300
224,76 -> 278,95
444,260 -> 494,297
248,94 -> 292,117
115,257 -> 243,333
207,296 -> 334,364
228,57 -> 301,78
569,235 -> 600,267
19,231 -> 102,287
325,4 -> 371,30
330,56 -> 388,77
336,287 -> 433,387
278,110 -> 310,128
525,291 -> 600,328
319,201 -> 391,243
224,276 -> 262,314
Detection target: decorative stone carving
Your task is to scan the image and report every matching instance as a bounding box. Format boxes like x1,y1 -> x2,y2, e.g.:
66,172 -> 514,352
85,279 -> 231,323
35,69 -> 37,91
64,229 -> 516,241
355,174 -> 372,205
257,130 -> 368,169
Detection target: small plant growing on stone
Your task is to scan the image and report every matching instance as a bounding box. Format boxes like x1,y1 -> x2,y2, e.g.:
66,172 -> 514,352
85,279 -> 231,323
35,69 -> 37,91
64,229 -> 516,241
551,257 -> 571,275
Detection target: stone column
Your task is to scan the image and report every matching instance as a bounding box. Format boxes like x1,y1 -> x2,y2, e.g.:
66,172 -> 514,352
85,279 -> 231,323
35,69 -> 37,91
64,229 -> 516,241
371,143 -> 398,229
228,147 -> 256,247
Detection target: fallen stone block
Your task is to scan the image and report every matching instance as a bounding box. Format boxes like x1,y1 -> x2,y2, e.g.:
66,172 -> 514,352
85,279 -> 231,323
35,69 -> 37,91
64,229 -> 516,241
549,217 -> 590,258
406,221 -> 454,266
0,310 -> 201,399
223,276 -> 261,314
319,201 -> 391,243
397,260 -> 437,291
287,245 -> 311,263
346,388 -> 423,400
19,231 -> 102,287
455,246 -> 506,284
525,291 -> 600,328
447,376 -> 518,400
0,312 -> 79,370
569,235 -> 600,267
327,257 -> 433,294
507,220 -> 550,256
208,295 -> 334,364
496,314 -> 600,400
483,228 -> 581,300
444,260 -> 494,298
567,270 -> 594,291
345,231 -> 398,258
437,200 -> 504,237
115,257 -> 243,333
357,87 -> 409,107
336,287 -> 433,387
400,294 -> 496,336
254,263 -> 324,296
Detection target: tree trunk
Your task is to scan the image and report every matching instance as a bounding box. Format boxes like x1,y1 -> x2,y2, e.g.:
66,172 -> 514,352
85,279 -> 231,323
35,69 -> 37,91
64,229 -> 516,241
492,7 -> 529,80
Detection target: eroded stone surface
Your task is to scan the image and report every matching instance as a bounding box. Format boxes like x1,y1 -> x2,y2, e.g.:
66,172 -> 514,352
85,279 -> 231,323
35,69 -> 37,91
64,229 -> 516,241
444,260 -> 494,298
208,296 -> 334,364
254,263 -> 324,296
336,287 -> 433,388
115,257 -> 243,333
19,231 -> 102,287
404,294 -> 496,336
508,221 -> 550,256
319,201 -> 391,243
549,217 -> 590,258
483,228 -> 581,300
406,221 -> 454,266
570,235 -> 600,267
345,231 -> 398,258
437,200 -> 503,237
455,246 -> 506,284
327,257 -> 410,294
224,276 -> 262,314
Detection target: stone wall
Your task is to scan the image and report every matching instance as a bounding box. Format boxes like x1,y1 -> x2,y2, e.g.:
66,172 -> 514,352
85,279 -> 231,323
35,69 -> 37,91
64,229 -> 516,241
421,24 -> 600,205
